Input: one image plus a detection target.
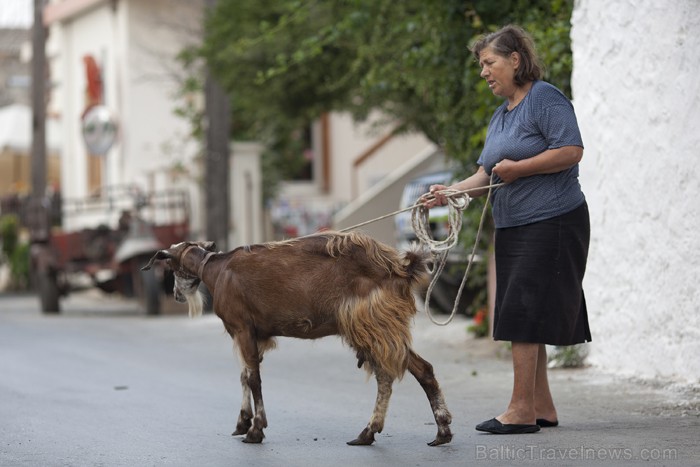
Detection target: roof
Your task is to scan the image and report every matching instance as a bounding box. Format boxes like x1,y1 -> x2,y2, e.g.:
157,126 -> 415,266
0,103 -> 61,152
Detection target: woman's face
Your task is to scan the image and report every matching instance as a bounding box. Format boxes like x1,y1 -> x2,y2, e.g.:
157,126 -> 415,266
478,46 -> 518,98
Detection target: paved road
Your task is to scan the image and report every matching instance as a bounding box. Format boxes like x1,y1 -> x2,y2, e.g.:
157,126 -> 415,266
1,291 -> 698,466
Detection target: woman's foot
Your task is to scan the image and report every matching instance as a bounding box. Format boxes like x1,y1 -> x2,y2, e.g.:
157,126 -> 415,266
495,407 -> 536,426
476,418 -> 540,434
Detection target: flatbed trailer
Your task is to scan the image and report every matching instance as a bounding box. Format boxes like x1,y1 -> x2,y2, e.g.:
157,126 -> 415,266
29,185 -> 190,315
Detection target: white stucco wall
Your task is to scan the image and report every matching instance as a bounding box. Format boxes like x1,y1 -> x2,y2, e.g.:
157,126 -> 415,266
572,0 -> 700,384
48,5 -> 115,205
329,112 -> 433,202
123,0 -> 201,186
47,0 -> 204,233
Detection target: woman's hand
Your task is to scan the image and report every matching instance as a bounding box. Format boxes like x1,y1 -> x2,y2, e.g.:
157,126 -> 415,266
421,184 -> 449,208
493,146 -> 583,183
492,159 -> 520,183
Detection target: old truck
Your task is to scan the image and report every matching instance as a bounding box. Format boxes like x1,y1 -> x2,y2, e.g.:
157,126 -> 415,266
28,185 -> 190,315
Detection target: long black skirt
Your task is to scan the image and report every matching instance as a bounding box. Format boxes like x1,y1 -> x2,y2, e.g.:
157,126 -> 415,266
493,202 -> 592,346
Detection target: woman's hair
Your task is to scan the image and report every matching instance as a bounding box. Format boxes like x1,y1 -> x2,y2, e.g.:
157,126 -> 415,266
470,25 -> 544,86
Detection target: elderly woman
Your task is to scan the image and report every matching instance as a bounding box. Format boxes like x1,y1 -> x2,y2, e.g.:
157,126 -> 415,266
425,24 -> 591,434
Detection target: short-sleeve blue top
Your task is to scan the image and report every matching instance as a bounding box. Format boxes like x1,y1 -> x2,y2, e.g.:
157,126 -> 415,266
477,80 -> 585,228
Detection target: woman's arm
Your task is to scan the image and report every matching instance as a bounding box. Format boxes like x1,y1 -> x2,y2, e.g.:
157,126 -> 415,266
493,145 -> 583,183
424,166 -> 492,207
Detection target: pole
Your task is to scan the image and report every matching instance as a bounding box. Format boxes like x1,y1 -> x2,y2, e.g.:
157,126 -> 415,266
30,0 -> 48,241
31,0 -> 47,200
204,0 -> 230,249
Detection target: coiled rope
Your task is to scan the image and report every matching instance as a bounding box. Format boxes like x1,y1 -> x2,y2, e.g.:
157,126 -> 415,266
411,176 -> 500,326
334,177 -> 502,326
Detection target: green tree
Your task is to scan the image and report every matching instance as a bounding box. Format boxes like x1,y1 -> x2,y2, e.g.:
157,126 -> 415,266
178,0 -> 575,310
197,0 -> 574,173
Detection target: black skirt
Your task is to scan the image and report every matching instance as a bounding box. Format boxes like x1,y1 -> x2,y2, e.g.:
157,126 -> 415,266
493,202 -> 591,346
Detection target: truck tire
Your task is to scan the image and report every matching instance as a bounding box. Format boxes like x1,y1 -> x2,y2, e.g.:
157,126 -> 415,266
141,267 -> 161,316
38,270 -> 60,314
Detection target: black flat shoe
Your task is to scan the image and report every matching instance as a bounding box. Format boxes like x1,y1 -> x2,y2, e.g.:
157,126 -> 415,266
475,418 -> 540,434
536,418 -> 559,427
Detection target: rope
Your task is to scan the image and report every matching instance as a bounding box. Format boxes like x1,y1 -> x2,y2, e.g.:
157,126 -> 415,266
411,175 -> 499,326
311,179 -> 502,326
336,182 -> 503,234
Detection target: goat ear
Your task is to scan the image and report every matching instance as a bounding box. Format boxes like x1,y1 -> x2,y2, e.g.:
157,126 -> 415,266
201,241 -> 216,252
141,250 -> 172,271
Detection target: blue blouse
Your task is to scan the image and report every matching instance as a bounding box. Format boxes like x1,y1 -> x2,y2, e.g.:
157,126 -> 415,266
477,80 -> 585,228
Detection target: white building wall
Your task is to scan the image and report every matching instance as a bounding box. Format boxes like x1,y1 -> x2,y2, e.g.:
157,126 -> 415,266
122,0 -> 201,188
572,0 -> 700,384
271,112 -> 434,239
229,142 -> 263,248
46,0 -> 203,234
329,112 -> 433,201
48,5 -> 115,207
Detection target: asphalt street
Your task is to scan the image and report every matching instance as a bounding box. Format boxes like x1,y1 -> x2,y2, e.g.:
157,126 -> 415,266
0,291 -> 698,467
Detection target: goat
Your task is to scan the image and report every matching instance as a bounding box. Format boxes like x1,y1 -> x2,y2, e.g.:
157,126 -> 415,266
141,230 -> 453,446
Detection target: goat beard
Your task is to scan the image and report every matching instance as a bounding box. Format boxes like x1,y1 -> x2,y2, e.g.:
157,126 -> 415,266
184,290 -> 204,318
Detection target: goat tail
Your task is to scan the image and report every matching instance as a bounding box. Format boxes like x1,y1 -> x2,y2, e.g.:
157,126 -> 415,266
338,288 -> 417,381
401,242 -> 431,289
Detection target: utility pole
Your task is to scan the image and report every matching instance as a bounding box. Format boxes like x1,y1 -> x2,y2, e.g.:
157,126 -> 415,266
30,0 -> 48,241
204,0 -> 230,250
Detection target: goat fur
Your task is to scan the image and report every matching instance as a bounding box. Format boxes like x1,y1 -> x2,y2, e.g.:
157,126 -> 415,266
142,230 -> 453,446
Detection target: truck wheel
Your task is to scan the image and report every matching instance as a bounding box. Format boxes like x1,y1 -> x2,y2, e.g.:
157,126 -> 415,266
141,267 -> 161,316
38,271 -> 60,314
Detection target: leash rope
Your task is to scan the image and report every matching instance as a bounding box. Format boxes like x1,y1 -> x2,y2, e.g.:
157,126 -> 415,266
325,179 -> 502,326
336,182 -> 503,234
411,175 -> 499,326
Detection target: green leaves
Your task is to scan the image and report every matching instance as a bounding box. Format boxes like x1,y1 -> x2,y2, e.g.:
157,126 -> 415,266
183,0 -> 574,189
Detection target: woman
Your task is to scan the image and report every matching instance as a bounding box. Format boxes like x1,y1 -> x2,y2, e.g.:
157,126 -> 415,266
424,25 -> 591,434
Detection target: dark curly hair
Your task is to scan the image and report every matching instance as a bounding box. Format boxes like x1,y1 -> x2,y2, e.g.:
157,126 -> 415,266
470,25 -> 544,86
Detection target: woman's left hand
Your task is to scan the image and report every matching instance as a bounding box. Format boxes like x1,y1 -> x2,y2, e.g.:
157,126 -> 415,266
492,159 -> 520,183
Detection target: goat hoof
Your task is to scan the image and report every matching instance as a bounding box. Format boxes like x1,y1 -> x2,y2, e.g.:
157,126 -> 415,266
232,421 -> 252,436
427,432 -> 453,446
347,428 -> 375,446
242,428 -> 264,444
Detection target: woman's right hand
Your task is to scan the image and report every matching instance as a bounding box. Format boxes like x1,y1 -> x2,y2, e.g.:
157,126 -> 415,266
421,184 -> 449,208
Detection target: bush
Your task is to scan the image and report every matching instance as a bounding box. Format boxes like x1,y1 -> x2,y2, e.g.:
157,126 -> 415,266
467,308 -> 489,338
9,243 -> 30,290
0,214 -> 31,290
0,214 -> 19,261
548,344 -> 589,368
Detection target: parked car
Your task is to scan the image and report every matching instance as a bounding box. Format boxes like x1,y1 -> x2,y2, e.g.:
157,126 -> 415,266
395,170 -> 482,315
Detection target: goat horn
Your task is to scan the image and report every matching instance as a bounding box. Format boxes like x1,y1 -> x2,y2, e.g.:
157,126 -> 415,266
141,250 -> 172,271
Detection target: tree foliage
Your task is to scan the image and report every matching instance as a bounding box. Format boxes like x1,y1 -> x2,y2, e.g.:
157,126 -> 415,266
179,0 -> 575,312
196,0 -> 574,178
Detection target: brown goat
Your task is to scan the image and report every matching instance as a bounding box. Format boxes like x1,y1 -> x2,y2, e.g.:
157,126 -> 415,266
142,230 -> 453,446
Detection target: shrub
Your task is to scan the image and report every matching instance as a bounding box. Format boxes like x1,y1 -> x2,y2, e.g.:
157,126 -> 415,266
0,214 -> 30,290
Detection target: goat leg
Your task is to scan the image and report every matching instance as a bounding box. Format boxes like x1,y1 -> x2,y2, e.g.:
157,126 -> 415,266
407,349 -> 453,446
240,366 -> 267,443
232,369 -> 253,436
347,370 -> 393,446
236,334 -> 268,444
